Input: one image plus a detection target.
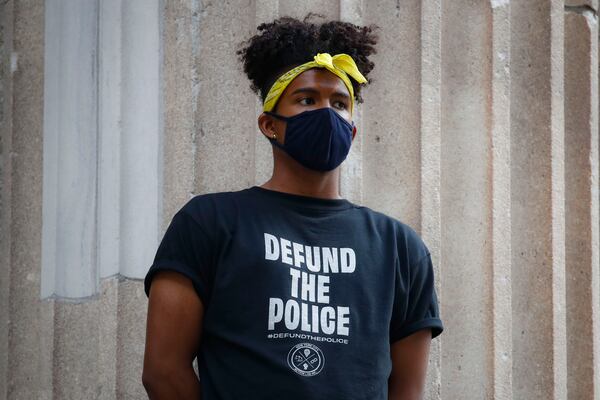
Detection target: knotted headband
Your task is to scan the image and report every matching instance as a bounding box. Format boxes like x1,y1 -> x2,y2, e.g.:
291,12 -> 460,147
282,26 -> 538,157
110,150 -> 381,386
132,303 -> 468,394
262,53 -> 368,113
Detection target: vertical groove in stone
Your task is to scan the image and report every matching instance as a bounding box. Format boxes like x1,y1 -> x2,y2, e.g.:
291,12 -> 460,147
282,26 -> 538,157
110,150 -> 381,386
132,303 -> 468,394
362,0 -> 421,228
194,0 -> 256,194
564,10 -> 599,400
419,0 -> 442,398
7,0 -> 47,398
489,2 -> 512,399
440,1 -> 494,398
550,2 -> 567,398
0,1 -> 13,398
340,0 -> 364,204
510,1 -> 566,398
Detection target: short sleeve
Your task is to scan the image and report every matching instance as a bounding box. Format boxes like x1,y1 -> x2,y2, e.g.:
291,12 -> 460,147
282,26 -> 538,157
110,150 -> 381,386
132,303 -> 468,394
143,209 -> 214,307
390,251 -> 444,342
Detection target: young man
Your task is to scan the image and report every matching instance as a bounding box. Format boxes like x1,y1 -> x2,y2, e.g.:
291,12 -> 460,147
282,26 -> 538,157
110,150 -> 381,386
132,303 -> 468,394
142,16 -> 443,400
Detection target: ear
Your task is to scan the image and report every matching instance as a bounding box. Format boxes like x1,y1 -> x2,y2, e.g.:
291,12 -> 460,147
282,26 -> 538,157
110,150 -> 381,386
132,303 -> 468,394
258,112 -> 277,139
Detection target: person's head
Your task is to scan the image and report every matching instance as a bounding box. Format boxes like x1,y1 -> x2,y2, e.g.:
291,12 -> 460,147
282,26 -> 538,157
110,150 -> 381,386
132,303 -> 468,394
237,14 -> 378,174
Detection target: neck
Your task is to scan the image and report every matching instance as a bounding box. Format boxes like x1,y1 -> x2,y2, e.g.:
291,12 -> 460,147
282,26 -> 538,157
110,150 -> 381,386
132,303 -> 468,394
260,149 -> 343,200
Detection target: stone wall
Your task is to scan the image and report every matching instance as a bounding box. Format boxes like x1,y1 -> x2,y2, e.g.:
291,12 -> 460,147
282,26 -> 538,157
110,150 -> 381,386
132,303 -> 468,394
0,0 -> 598,399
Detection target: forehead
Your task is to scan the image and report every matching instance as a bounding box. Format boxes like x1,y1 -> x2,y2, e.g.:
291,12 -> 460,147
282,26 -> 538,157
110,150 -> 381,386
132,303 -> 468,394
282,68 -> 350,96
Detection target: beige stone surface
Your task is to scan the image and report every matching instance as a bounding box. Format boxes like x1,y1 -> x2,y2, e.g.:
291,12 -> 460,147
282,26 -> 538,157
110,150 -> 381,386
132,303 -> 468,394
565,10 -> 599,400
53,299 -> 105,399
193,0 -> 256,194
339,0 -> 366,205
489,3 -> 512,399
440,2 -> 494,398
511,1 -> 567,399
0,2 -> 13,398
163,0 -> 202,217
1,0 -> 599,399
253,0 -> 280,188
419,2 -> 443,398
362,0 -> 421,230
115,279 -> 148,399
4,1 -> 48,399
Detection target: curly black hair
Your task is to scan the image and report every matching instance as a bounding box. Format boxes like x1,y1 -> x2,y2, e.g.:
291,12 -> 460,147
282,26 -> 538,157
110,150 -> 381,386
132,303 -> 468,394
236,13 -> 379,109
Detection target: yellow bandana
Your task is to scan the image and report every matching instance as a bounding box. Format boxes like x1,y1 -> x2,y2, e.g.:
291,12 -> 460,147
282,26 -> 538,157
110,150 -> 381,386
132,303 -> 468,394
262,53 -> 367,113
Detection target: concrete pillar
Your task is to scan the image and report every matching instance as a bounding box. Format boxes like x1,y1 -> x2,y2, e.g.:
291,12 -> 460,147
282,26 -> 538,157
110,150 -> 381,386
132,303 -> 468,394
340,0 -> 366,203
564,2 -> 600,399
511,1 -> 567,398
0,1 -> 53,399
1,1 -> 600,399
489,2 -> 513,399
163,0 -> 201,216
362,0 -> 421,229
419,0 -> 444,397
0,1 -> 14,397
440,0 -> 493,395
439,0 -> 514,398
193,0 -> 256,193
254,0 -> 280,187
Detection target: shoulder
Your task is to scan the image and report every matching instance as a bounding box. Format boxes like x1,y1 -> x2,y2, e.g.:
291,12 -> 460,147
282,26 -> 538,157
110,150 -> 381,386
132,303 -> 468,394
180,188 -> 246,216
163,189 -> 245,250
354,204 -> 429,263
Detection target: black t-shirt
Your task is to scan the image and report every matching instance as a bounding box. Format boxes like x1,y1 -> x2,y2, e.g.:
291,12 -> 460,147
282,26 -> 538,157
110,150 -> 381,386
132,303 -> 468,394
144,185 -> 443,400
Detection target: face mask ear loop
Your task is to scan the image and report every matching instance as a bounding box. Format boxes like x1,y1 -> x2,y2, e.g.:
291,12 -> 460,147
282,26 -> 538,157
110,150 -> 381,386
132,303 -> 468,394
263,111 -> 288,149
264,111 -> 289,121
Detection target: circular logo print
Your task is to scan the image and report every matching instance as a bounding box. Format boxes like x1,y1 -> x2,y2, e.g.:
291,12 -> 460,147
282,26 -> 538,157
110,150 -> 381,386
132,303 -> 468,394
287,343 -> 324,376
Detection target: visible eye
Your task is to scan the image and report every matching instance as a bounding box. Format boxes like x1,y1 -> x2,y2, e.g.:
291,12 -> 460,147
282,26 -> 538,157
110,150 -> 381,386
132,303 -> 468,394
298,97 -> 315,105
333,101 -> 348,110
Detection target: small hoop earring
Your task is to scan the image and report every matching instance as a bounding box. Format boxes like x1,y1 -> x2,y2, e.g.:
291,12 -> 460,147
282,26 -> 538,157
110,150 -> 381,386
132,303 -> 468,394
272,133 -> 277,139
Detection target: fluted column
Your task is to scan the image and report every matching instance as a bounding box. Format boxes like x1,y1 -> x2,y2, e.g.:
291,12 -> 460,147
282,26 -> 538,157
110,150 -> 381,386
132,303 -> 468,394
2,1 -> 600,399
511,1 -> 567,398
564,2 -> 599,399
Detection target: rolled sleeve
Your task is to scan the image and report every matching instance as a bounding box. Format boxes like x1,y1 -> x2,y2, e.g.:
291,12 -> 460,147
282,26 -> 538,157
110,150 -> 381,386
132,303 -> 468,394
144,209 -> 214,307
390,251 -> 443,343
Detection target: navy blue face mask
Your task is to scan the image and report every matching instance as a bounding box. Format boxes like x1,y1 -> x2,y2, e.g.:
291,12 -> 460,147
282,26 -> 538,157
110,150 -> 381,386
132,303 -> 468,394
265,107 -> 354,172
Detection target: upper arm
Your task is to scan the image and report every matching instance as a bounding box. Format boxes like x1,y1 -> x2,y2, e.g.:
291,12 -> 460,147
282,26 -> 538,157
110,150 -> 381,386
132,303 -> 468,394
143,270 -> 205,378
388,328 -> 432,400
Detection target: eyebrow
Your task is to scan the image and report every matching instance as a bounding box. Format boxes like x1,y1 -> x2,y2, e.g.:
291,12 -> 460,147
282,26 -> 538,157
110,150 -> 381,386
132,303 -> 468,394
290,87 -> 351,100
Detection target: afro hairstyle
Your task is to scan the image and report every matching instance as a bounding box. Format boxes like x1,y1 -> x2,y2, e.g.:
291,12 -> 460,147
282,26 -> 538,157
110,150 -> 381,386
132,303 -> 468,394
236,13 -> 379,110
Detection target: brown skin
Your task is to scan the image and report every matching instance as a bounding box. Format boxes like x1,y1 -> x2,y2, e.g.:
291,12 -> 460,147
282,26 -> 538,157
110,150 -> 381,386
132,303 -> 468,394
257,68 -> 356,200
388,329 -> 433,399
142,67 -> 433,399
142,270 -> 203,399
